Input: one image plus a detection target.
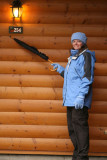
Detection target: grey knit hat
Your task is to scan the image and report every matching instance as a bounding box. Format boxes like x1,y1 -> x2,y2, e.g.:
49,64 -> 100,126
71,32 -> 87,44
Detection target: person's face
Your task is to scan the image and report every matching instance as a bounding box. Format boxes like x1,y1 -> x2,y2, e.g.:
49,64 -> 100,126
72,39 -> 83,50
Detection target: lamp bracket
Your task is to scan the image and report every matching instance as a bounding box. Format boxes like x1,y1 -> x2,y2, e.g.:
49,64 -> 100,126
12,0 -> 22,7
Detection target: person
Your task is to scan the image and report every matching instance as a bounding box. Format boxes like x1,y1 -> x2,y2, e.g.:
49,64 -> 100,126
51,32 -> 96,160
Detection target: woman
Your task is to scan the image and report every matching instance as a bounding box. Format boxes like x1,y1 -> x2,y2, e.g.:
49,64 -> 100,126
51,32 -> 96,160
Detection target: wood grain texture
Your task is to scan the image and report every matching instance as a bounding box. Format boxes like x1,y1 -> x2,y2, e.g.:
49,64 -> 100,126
1,24 -> 107,37
0,49 -> 107,63
0,138 -> 106,153
0,0 -> 107,156
0,112 -> 106,127
0,74 -> 106,88
1,36 -> 107,50
0,125 -> 106,140
0,87 -> 107,101
0,99 -> 106,114
0,62 -> 106,76
1,11 -> 107,24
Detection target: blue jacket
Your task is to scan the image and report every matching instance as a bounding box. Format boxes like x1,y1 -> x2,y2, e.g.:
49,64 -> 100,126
58,49 -> 96,108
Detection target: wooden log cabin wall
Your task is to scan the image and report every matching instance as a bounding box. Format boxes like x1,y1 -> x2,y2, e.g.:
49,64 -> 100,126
0,0 -> 107,156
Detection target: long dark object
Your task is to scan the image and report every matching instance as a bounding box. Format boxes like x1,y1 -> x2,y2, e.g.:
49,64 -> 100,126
13,38 -> 56,71
14,38 -> 49,61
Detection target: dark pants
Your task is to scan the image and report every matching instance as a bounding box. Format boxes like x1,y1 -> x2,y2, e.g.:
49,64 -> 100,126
67,107 -> 89,160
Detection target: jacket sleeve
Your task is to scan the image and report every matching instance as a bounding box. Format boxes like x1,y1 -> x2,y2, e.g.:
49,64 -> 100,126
78,52 -> 95,98
60,70 -> 64,78
57,66 -> 65,78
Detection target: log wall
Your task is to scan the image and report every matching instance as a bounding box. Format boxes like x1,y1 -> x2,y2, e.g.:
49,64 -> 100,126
0,0 -> 107,156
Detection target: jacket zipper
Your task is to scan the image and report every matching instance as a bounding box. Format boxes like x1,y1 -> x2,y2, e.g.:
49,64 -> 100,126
63,58 -> 71,105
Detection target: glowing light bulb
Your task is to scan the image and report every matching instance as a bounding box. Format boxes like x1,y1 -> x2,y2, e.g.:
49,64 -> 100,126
13,8 -> 18,17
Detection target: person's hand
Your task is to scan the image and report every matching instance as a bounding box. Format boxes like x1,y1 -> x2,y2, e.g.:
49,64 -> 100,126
74,96 -> 84,109
51,63 -> 61,73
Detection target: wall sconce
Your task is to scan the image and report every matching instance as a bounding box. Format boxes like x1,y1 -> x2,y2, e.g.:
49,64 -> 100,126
11,0 -> 23,19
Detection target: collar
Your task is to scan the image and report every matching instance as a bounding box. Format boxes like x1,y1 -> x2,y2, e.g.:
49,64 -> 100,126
70,49 -> 79,56
71,48 -> 88,60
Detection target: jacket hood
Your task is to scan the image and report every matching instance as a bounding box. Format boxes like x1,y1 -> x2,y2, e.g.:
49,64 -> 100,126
86,49 -> 96,62
70,49 -> 96,62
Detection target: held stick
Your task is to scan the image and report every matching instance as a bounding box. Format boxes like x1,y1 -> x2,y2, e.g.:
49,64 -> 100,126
13,38 -> 56,71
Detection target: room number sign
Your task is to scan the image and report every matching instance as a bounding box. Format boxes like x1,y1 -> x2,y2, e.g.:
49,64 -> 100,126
9,26 -> 23,34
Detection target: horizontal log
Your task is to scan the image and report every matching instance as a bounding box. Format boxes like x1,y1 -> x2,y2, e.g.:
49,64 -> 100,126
0,48 -> 69,62
89,140 -> 107,153
1,24 -> 107,37
0,125 -> 69,139
0,112 -> 66,125
0,137 -> 73,152
95,50 -> 107,63
94,63 -> 107,76
18,12 -> 107,25
0,87 -> 62,100
92,88 -> 107,101
0,74 -> 106,88
0,99 -> 65,113
0,74 -> 63,87
1,10 -> 107,24
0,99 -> 106,114
1,36 -> 107,50
1,0 -> 107,13
89,114 -> 107,127
89,101 -> 107,114
0,87 -> 107,101
0,61 -> 56,75
0,62 -> 106,76
0,138 -> 106,153
24,1 -> 107,13
0,125 -> 106,140
0,112 -> 106,127
0,49 -> 107,63
93,76 -> 107,88
89,127 -> 107,140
